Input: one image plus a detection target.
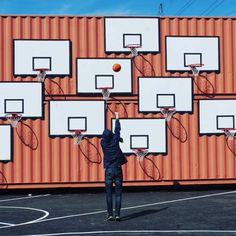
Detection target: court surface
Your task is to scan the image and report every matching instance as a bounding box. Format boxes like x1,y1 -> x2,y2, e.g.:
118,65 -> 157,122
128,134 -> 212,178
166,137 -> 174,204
0,185 -> 236,236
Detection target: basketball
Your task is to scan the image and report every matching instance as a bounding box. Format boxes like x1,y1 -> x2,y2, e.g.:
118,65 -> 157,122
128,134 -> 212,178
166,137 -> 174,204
112,63 -> 121,72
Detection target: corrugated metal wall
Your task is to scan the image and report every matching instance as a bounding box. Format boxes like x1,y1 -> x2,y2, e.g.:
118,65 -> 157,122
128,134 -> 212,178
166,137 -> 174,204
1,15 -> 236,189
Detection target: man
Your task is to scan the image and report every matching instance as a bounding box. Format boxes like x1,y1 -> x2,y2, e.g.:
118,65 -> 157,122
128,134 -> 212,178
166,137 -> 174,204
101,112 -> 127,221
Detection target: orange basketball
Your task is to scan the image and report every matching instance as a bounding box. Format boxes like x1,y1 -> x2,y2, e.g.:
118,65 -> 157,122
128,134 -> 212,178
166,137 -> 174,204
112,63 -> 121,72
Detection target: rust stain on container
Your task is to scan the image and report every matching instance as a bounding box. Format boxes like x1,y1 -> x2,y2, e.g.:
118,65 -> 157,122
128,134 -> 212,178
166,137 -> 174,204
0,15 -> 236,189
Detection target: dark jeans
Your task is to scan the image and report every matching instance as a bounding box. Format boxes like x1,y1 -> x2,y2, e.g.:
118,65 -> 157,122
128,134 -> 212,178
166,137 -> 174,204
105,167 -> 123,216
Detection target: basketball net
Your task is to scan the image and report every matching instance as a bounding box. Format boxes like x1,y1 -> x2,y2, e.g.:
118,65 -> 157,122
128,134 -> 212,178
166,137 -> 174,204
71,130 -> 84,145
37,70 -> 47,82
133,148 -> 148,162
5,113 -> 22,128
130,47 -> 138,57
127,44 -> 140,57
188,64 -> 204,77
101,88 -> 111,101
160,108 -> 176,122
223,129 -> 236,141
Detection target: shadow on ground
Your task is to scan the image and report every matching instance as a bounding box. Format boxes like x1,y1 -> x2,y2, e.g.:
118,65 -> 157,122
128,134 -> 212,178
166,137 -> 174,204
121,207 -> 168,221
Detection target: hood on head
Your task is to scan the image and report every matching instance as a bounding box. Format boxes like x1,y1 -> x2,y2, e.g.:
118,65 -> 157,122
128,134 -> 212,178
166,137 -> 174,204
102,129 -> 113,140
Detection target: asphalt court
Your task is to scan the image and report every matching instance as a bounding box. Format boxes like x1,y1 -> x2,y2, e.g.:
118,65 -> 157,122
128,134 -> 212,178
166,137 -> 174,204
0,185 -> 236,236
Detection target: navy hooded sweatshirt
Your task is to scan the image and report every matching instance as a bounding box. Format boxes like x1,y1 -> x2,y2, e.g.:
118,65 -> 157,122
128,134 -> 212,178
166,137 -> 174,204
101,119 -> 127,169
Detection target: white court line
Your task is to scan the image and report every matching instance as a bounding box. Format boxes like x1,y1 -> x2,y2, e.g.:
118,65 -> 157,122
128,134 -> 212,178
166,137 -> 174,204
0,206 -> 49,229
30,189 -> 236,224
2,190 -> 236,230
23,230 -> 236,236
0,194 -> 50,203
0,222 -> 15,226
122,189 -> 236,210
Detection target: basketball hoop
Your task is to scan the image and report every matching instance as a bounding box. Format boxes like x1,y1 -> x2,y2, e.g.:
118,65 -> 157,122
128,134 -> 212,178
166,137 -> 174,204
187,64 -> 204,77
5,113 -> 22,128
133,148 -> 149,162
70,130 -> 84,145
222,128 -> 236,156
99,87 -> 112,101
160,107 -> 176,122
34,68 -> 50,82
126,44 -> 141,57
222,128 -> 236,140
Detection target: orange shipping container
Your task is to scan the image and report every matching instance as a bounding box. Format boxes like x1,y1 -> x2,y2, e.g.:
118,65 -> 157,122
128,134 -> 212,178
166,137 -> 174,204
0,15 -> 236,189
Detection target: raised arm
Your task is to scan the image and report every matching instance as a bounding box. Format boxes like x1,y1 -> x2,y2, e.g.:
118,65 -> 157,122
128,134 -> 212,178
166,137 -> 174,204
114,112 -> 121,136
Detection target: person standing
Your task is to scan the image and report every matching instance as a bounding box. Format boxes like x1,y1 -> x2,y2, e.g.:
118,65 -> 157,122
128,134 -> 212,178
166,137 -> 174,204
101,112 -> 127,221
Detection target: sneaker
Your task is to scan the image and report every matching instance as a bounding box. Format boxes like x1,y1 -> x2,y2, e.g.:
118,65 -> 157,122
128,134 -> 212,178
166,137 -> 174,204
105,215 -> 114,221
115,216 -> 121,221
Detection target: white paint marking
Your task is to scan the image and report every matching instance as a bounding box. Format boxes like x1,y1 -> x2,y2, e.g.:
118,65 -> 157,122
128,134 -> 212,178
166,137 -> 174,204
122,190 -> 236,210
0,194 -> 50,203
0,206 -> 49,229
0,222 -> 15,226
2,190 -> 236,230
33,190 -> 236,224
21,230 -> 236,236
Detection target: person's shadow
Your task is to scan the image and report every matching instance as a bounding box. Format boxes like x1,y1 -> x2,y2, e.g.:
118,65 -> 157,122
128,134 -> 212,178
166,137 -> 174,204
120,207 -> 168,221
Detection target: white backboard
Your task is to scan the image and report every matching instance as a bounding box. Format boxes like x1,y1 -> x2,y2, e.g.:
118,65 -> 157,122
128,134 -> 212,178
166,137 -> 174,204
4,99 -> 24,113
199,99 -> 236,135
0,82 -> 43,118
166,36 -> 220,72
14,39 -> 71,76
0,125 -> 12,161
112,118 -> 167,154
105,17 -> 160,53
77,58 -> 132,94
68,117 -> 87,131
49,100 -> 105,137
138,77 -> 193,113
130,135 -> 149,149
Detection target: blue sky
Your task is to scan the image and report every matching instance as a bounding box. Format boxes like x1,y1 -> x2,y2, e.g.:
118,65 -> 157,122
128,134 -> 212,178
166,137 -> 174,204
0,0 -> 235,16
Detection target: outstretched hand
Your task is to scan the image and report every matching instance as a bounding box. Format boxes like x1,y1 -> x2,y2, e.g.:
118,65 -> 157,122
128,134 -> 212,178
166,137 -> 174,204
115,112 -> 119,119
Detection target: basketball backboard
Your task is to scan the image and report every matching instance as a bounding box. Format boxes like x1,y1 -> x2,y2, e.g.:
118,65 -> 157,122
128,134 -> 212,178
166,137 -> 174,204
199,99 -> 236,135
104,17 -> 160,53
13,39 -> 71,76
111,118 -> 167,154
0,82 -> 44,118
49,100 -> 106,137
76,58 -> 132,94
138,77 -> 193,113
166,36 -> 220,72
0,125 -> 13,162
